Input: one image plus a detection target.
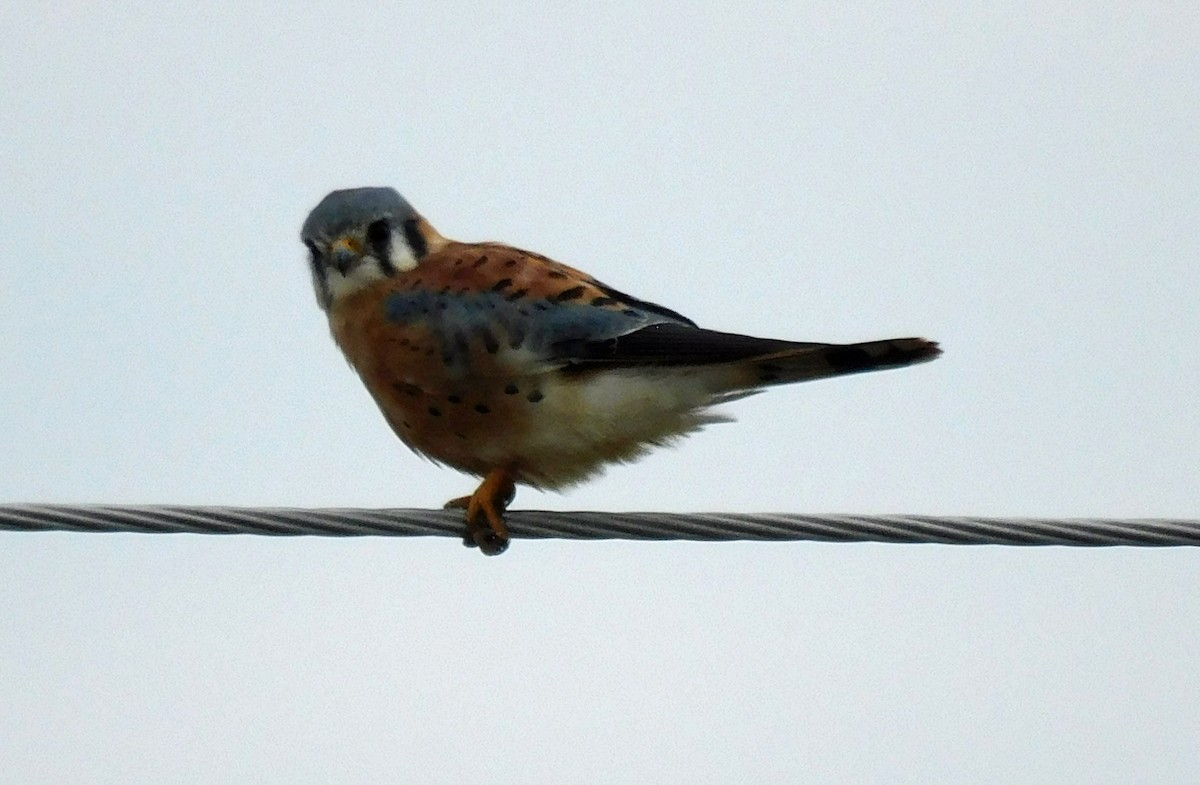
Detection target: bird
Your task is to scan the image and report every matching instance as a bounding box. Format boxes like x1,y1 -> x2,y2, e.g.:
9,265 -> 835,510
301,186 -> 940,555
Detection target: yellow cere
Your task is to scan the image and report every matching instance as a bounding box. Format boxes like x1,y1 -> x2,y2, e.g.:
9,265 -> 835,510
331,236 -> 363,254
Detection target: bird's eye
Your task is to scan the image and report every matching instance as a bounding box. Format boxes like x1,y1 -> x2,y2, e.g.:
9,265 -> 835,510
366,219 -> 391,246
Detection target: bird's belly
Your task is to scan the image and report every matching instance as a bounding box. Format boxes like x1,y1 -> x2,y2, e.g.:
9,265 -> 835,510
499,368 -> 731,488
359,363 -> 729,489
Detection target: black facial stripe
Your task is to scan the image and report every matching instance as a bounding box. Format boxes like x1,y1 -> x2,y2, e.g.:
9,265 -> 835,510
362,220 -> 397,276
366,219 -> 391,245
376,253 -> 398,276
402,218 -> 428,259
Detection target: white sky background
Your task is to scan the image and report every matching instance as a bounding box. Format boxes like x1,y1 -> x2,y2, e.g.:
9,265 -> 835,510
1,2 -> 1198,782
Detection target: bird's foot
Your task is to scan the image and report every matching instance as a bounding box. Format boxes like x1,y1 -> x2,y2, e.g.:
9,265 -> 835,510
444,469 -> 516,556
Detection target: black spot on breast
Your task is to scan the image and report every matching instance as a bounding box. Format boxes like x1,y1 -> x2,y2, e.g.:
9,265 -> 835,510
474,404 -> 491,414
555,286 -> 587,301
527,391 -> 544,403
504,383 -> 519,395
428,406 -> 442,417
491,278 -> 514,292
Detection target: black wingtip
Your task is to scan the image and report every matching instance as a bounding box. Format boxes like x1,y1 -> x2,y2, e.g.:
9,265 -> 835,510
824,337 -> 942,374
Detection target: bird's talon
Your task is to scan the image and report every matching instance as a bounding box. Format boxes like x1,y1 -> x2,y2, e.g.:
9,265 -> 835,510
474,529 -> 509,556
449,469 -> 516,556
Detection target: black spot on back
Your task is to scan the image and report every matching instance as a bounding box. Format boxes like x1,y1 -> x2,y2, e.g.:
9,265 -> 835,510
428,406 -> 442,417
453,331 -> 470,357
555,286 -> 587,301
527,391 -> 544,403
479,327 -> 500,353
491,278 -> 514,292
504,383 -> 519,395
474,404 -> 491,414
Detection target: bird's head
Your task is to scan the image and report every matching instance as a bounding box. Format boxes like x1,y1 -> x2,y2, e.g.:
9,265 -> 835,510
301,187 -> 443,310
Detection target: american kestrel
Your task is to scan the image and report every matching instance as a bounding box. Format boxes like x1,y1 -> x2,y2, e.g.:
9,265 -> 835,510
301,187 -> 940,555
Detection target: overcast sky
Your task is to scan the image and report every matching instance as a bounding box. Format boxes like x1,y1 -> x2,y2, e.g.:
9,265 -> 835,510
2,2 -> 1198,783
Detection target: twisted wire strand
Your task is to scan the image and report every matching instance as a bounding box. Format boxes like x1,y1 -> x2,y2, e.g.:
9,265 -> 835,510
1,504 -> 1197,546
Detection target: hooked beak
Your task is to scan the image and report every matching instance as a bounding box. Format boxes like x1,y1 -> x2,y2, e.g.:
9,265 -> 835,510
330,236 -> 363,275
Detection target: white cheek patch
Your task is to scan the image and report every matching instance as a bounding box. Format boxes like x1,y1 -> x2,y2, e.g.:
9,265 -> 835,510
388,229 -> 419,272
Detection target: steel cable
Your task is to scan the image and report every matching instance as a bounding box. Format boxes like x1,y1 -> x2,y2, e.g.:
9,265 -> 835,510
1,505 -> 1197,547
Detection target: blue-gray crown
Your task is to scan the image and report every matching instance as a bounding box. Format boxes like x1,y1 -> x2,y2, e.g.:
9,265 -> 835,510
301,187 -> 417,240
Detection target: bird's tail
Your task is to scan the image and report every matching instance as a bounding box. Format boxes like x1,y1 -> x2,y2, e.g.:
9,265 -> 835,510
741,337 -> 941,388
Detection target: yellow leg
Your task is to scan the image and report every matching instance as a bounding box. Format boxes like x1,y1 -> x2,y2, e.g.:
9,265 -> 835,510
444,468 -> 516,555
